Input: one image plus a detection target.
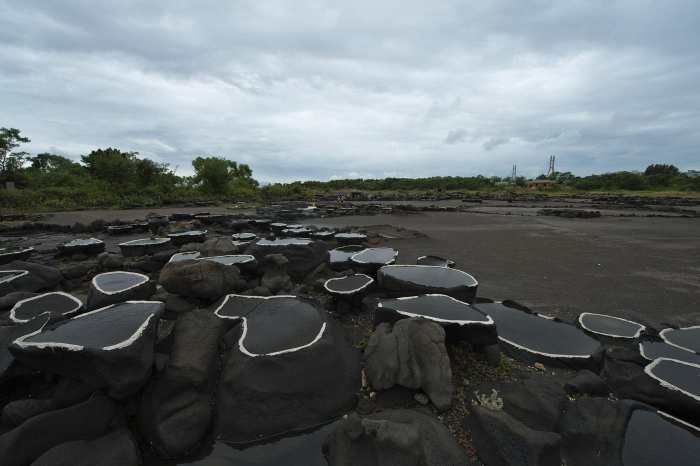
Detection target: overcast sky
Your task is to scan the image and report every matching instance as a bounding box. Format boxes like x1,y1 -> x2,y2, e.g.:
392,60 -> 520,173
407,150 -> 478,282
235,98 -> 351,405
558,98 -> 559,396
1,1 -> 698,182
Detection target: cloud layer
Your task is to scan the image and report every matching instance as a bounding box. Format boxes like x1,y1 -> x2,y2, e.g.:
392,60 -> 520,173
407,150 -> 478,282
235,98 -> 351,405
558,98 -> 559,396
1,0 -> 699,182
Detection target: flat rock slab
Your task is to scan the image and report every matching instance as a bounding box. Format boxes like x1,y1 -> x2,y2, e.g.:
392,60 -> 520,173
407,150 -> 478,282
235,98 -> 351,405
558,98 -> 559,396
350,247 -> 398,269
231,232 -> 257,241
118,237 -> 172,257
57,238 -> 105,256
645,358 -> 700,402
107,225 -> 134,235
200,254 -> 257,268
334,232 -> 367,245
0,314 -> 50,379
578,312 -> 645,339
311,230 -> 335,240
255,238 -> 312,247
623,409 -> 700,466
475,302 -> 601,366
377,294 -> 496,345
416,255 -> 455,267
11,301 -> 164,397
88,271 -> 154,309
10,292 -> 83,323
378,265 -> 478,302
329,245 -> 366,271
0,248 -> 34,265
213,295 -> 361,443
324,274 -> 374,296
167,230 -> 207,245
660,326 -> 700,353
169,251 -> 201,263
215,295 -> 326,356
0,262 -> 63,296
639,340 -> 700,366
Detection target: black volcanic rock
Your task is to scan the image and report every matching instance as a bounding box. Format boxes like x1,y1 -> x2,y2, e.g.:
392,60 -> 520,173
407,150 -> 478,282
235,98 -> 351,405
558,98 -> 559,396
167,229 -> 208,246
0,395 -> 119,466
0,261 -> 62,296
416,255 -> 455,267
199,254 -> 258,273
9,291 -> 83,323
329,245 -> 366,271
334,232 -> 367,245
660,326 -> 700,353
119,237 -> 173,257
140,308 -> 227,457
10,301 -> 164,397
87,271 -> 155,309
376,294 -> 497,345
213,295 -> 361,443
350,247 -> 398,272
0,247 -> 33,265
247,238 -> 328,280
578,312 -> 645,339
377,265 -> 478,302
474,301 -> 602,368
324,274 -> 374,297
159,259 -> 246,300
364,318 -> 452,411
57,238 -> 105,256
0,314 -> 50,379
31,428 -> 141,466
325,410 -> 473,466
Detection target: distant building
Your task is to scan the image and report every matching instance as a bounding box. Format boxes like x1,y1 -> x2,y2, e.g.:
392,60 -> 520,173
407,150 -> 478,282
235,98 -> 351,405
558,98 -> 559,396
526,179 -> 558,190
686,170 -> 700,178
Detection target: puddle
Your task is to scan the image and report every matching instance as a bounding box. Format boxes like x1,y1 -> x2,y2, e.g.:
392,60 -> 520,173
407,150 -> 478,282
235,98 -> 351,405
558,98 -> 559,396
622,409 -> 700,466
578,313 -> 645,338
379,265 -> 477,289
474,302 -> 601,359
14,301 -> 163,350
379,294 -> 492,325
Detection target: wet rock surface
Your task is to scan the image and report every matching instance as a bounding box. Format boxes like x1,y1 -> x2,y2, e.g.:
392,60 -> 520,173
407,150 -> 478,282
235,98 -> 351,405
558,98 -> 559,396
0,261 -> 62,295
660,326 -> 700,353
87,271 -> 155,309
119,237 -> 173,257
0,247 -> 33,265
324,273 -> 374,296
378,265 -> 478,302
9,291 -> 82,323
416,255 -> 455,267
329,245 -> 366,271
11,301 -> 164,397
57,237 -> 105,256
578,312 -> 645,339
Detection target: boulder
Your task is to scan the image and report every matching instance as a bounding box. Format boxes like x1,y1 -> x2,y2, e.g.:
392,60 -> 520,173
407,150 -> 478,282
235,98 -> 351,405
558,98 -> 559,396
260,254 -> 293,293
0,314 -> 50,380
31,428 -> 140,466
10,301 -> 164,398
0,247 -> 34,265
0,262 -> 62,296
499,377 -> 568,432
0,291 -> 37,311
466,406 -> 562,466
377,265 -> 478,302
556,397 -> 639,466
97,253 -> 124,271
334,232 -> 367,245
199,237 -> 236,257
564,370 -> 609,396
140,308 -> 226,457
0,395 -> 119,466
167,229 -> 208,246
159,259 -> 246,301
247,238 -> 328,280
87,271 -> 155,309
376,294 -> 497,346
364,318 -> 453,411
214,295 -> 361,443
324,410 -> 473,466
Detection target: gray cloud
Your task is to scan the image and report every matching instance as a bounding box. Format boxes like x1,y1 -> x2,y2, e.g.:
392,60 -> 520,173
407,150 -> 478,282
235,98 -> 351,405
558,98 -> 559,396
1,0 -> 699,182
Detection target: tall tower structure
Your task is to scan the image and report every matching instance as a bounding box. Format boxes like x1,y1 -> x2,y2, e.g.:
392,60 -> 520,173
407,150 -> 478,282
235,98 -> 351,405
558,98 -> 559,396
547,155 -> 556,177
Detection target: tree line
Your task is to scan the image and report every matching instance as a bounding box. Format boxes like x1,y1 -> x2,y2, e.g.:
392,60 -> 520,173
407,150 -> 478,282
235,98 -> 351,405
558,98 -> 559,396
0,128 -> 257,210
1,126 -> 698,211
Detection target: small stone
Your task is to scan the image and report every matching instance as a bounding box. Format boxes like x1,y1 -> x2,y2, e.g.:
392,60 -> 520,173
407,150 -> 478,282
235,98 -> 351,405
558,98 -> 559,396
534,362 -> 546,371
414,393 -> 429,405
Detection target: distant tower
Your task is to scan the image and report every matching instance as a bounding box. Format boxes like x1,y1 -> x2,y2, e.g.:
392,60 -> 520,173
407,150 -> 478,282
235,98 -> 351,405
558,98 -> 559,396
547,155 -> 556,177
511,164 -> 517,183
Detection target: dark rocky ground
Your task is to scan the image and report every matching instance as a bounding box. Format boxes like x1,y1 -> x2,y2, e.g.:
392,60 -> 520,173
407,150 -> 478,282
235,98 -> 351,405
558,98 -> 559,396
0,201 -> 698,466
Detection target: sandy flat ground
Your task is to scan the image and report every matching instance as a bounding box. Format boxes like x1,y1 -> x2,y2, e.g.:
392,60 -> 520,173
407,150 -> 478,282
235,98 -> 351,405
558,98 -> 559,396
304,211 -> 700,326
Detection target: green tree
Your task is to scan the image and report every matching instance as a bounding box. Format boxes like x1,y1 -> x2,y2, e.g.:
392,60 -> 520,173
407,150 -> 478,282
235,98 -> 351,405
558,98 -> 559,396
0,127 -> 30,182
81,148 -> 138,185
192,156 -> 257,194
644,164 -> 679,176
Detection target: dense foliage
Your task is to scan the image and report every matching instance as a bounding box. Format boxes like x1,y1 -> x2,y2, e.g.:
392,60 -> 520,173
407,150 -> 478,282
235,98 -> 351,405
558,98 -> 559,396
0,128 -> 258,211
1,127 -> 698,211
